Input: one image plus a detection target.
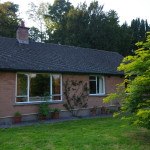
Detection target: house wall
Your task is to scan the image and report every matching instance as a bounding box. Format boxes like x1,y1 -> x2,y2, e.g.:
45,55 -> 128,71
63,74 -> 123,107
0,72 -> 124,124
88,76 -> 124,107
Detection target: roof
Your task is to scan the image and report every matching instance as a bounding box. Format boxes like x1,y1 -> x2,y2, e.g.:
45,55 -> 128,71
0,36 -> 124,75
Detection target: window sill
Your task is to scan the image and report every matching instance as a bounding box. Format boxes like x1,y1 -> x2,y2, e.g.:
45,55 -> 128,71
89,94 -> 107,97
14,101 -> 63,106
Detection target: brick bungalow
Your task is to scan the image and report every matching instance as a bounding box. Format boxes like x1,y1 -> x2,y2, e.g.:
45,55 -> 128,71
0,22 -> 124,124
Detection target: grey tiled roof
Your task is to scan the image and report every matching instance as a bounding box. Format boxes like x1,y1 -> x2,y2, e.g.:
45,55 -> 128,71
0,36 -> 124,75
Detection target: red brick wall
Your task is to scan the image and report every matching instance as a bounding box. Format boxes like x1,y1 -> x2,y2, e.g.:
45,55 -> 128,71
88,76 -> 124,107
0,72 -> 39,117
16,27 -> 29,42
0,72 -> 124,117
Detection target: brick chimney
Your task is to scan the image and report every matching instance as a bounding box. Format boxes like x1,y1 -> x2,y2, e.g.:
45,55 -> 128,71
16,21 -> 30,44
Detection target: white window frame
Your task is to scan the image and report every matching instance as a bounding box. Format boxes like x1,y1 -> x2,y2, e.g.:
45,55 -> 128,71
15,73 -> 62,103
89,75 -> 105,96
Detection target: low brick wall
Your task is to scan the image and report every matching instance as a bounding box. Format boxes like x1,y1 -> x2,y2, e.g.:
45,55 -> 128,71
0,106 -> 120,125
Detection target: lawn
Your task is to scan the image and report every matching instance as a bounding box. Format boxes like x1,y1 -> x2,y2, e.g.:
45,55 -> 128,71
0,117 -> 150,150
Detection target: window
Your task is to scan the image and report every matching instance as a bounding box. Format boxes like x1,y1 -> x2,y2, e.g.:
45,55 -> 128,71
16,73 -> 62,103
89,76 -> 105,95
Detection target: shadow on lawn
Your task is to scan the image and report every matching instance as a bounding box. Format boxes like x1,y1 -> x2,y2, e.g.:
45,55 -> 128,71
125,129 -> 150,145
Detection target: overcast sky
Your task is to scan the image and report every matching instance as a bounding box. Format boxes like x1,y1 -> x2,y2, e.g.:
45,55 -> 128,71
1,0 -> 150,27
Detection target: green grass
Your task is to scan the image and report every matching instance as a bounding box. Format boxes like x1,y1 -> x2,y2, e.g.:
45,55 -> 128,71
0,117 -> 150,150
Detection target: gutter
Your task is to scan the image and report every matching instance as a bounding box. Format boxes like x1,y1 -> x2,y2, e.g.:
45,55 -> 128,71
0,68 -> 124,76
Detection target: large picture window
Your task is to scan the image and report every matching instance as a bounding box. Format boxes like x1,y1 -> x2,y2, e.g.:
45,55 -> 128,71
16,73 -> 62,103
89,75 -> 105,95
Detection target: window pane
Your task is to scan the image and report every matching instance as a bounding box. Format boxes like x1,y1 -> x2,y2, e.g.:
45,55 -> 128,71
29,74 -> 50,101
52,75 -> 61,94
17,74 -> 27,96
99,77 -> 104,93
90,81 -> 96,94
16,97 -> 27,102
90,76 -> 96,80
53,96 -> 61,100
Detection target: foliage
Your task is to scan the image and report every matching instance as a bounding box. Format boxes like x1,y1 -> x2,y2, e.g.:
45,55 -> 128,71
101,106 -> 106,111
106,108 -> 117,113
0,117 -> 150,150
45,0 -> 73,43
43,0 -> 150,56
91,106 -> 98,111
38,102 -> 49,116
104,33 -> 150,129
47,0 -> 72,23
24,0 -> 150,56
38,91 -> 51,116
0,2 -> 20,38
14,112 -> 21,117
51,108 -> 61,113
63,79 -> 89,117
118,22 -> 133,56
27,2 -> 49,42
131,18 -> 150,51
29,26 -> 41,42
45,1 -> 122,54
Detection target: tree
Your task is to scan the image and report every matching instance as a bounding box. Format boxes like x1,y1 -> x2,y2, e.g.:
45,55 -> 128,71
29,26 -> 40,42
61,2 -> 89,46
97,10 -> 120,52
27,1 -> 150,57
45,0 -> 73,43
0,2 -> 20,38
27,2 -> 49,42
48,0 -> 72,23
118,22 -> 133,56
130,18 -> 150,51
104,33 -> 150,129
45,0 -> 121,54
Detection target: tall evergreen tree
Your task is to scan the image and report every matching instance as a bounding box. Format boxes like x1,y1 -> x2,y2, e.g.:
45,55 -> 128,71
130,18 -> 150,51
118,22 -> 133,56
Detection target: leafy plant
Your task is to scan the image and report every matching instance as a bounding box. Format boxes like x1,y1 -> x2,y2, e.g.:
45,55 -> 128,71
0,2 -> 20,38
63,79 -> 89,117
101,106 -> 106,111
39,102 -> 50,116
91,106 -> 98,111
38,92 -> 51,119
51,108 -> 61,113
14,112 -> 22,117
106,108 -> 117,113
104,33 -> 150,129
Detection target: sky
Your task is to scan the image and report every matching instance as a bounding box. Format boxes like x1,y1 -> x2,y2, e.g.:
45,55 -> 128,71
1,0 -> 150,27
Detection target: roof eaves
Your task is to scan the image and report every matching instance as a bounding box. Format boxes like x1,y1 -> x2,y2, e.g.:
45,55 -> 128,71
0,68 -> 124,76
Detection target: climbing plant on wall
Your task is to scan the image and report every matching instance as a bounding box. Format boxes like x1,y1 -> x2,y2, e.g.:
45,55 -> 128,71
63,79 -> 89,117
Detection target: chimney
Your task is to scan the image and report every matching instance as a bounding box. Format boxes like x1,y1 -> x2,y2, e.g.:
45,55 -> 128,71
16,21 -> 30,44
